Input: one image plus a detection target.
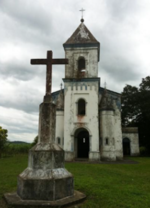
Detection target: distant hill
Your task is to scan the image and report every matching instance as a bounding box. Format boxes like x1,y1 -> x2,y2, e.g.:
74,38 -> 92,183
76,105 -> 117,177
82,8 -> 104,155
9,141 -> 31,145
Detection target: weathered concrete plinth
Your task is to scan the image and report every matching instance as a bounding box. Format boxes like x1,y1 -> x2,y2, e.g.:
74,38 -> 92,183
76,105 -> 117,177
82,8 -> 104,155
4,190 -> 86,208
4,97 -> 86,207
4,141 -> 86,207
4,143 -> 86,207
17,143 -> 74,201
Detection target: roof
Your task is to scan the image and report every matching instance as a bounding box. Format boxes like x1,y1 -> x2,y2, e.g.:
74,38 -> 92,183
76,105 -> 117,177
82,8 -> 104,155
51,86 -> 120,101
122,127 -> 138,133
63,20 -> 100,60
100,88 -> 114,111
64,21 -> 99,44
63,21 -> 100,48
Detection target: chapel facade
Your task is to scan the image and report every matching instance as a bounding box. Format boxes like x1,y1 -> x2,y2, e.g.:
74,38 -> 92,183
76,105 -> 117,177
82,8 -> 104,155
52,19 -> 139,161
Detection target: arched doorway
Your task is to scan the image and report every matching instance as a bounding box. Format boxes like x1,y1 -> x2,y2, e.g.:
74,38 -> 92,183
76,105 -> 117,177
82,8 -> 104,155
75,128 -> 89,158
123,138 -> 130,156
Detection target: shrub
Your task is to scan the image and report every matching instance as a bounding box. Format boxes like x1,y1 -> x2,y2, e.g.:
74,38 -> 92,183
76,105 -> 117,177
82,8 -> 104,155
140,146 -> 147,156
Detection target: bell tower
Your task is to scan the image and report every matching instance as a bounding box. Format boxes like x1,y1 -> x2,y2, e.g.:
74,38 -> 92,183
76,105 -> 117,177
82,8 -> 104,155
63,19 -> 101,161
63,18 -> 100,79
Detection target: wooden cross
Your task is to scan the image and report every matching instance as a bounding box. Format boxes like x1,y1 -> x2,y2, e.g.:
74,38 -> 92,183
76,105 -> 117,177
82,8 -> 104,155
31,51 -> 68,95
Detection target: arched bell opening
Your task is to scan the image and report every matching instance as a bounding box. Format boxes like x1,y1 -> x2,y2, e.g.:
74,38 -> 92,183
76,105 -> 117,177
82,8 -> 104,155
78,57 -> 86,72
77,57 -> 86,78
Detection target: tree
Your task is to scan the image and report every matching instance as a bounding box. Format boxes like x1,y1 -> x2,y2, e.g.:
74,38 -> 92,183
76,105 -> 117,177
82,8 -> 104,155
121,84 -> 140,126
121,76 -> 150,155
139,76 -> 150,120
0,126 -> 8,158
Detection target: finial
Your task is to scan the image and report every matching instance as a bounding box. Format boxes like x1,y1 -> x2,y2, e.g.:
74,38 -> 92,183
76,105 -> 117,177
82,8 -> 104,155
79,8 -> 85,22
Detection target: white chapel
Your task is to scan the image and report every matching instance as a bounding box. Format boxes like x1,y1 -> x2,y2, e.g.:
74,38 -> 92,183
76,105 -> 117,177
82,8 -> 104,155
52,19 -> 139,161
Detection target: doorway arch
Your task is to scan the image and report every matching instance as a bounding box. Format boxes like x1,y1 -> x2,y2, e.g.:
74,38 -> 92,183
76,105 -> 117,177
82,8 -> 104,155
75,128 -> 89,158
123,137 -> 131,156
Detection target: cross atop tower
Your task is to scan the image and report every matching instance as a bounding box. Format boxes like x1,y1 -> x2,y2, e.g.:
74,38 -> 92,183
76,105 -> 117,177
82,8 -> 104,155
79,8 -> 85,19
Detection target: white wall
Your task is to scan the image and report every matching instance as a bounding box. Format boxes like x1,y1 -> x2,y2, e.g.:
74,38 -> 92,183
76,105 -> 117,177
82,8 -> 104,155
100,98 -> 123,161
55,110 -> 64,147
100,110 -> 116,161
64,81 -> 100,160
113,106 -> 123,159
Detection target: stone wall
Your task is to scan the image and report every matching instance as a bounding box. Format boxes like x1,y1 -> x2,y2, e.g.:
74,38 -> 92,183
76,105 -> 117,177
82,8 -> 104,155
65,47 -> 99,78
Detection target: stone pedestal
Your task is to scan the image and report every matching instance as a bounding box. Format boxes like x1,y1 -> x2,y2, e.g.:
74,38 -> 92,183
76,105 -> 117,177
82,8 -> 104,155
4,96 -> 86,207
17,98 -> 74,201
17,143 -> 74,201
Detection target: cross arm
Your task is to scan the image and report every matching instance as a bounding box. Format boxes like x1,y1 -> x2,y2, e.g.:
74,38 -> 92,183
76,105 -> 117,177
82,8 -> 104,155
31,59 -> 47,65
52,59 -> 68,65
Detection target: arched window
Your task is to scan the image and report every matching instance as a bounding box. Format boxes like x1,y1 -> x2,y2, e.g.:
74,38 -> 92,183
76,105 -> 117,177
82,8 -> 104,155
78,57 -> 85,72
78,99 -> 86,115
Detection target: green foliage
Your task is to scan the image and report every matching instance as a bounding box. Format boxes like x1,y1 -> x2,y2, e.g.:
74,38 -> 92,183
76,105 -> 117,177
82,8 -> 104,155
0,126 -> 8,158
6,143 -> 31,155
1,143 -> 31,157
121,85 -> 140,126
139,76 -> 150,120
31,135 -> 38,147
140,146 -> 147,156
0,156 -> 150,207
121,76 -> 150,154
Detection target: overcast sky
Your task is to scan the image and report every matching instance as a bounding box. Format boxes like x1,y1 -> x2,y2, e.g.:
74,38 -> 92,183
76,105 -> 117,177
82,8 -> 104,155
0,0 -> 150,143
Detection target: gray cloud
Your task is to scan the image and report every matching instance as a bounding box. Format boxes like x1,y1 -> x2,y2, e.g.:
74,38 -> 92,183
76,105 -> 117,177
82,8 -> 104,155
0,61 -> 38,81
105,0 -> 141,21
100,57 -> 140,83
0,0 -> 51,33
0,0 -> 150,142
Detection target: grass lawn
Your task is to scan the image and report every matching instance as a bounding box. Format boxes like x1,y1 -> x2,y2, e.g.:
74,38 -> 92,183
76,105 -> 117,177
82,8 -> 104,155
0,155 -> 150,208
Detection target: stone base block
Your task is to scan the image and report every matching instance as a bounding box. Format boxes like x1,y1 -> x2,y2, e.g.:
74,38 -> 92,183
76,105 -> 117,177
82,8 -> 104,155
29,143 -> 65,170
89,151 -> 100,161
17,171 -> 74,201
4,190 -> 86,208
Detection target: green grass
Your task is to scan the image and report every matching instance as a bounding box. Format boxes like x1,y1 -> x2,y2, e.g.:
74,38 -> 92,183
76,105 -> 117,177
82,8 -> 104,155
0,156 -> 150,208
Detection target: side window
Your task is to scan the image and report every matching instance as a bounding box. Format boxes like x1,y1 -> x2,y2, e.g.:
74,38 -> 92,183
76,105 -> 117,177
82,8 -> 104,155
112,138 -> 115,145
78,99 -> 86,115
78,57 -> 85,72
57,137 -> 61,145
105,138 -> 109,145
